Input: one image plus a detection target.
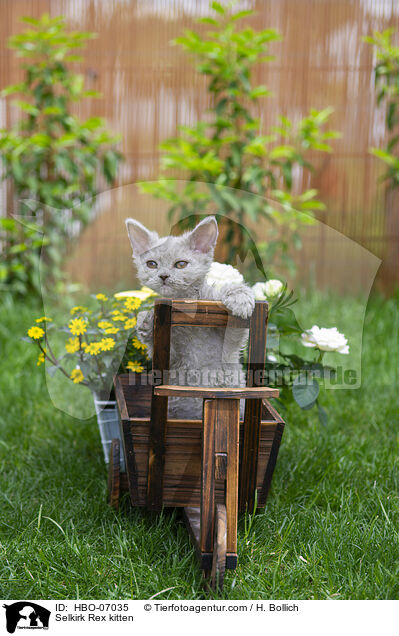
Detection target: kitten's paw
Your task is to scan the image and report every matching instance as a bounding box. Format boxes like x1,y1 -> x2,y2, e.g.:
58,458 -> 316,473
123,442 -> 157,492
222,285 -> 255,319
136,309 -> 154,343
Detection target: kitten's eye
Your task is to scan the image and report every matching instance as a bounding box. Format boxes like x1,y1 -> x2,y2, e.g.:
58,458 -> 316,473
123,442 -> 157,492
146,260 -> 157,269
174,260 -> 188,269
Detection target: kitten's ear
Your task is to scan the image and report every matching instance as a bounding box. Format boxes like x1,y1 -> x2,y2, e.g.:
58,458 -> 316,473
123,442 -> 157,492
188,216 -> 218,253
125,218 -> 157,255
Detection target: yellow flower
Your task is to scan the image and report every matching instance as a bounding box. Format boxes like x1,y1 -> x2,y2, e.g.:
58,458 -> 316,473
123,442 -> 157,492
35,316 -> 52,323
124,317 -> 137,330
124,297 -> 141,312
70,368 -> 84,384
99,338 -> 115,352
98,320 -> 113,329
112,313 -> 127,322
96,293 -> 108,301
65,337 -> 80,353
114,286 -> 157,301
105,326 -> 119,334
84,342 -> 102,356
69,318 -> 87,336
126,361 -> 144,373
132,337 -> 147,351
37,352 -> 45,366
28,326 -> 45,340
70,306 -> 88,315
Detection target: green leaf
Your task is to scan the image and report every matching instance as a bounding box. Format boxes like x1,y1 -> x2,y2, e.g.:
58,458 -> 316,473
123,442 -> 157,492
292,377 -> 320,410
249,85 -> 270,99
1,82 -> 26,97
220,189 -> 241,211
211,2 -> 225,15
197,17 -> 219,25
230,10 -> 253,21
14,100 -> 39,115
20,17 -> 41,26
103,150 -> 118,183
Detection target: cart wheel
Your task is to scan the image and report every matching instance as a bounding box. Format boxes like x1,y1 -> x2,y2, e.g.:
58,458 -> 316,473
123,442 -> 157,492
107,438 -> 120,510
210,503 -> 227,591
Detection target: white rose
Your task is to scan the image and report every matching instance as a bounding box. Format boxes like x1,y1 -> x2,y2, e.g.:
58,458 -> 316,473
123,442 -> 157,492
265,279 -> 284,298
301,325 -> 349,354
252,279 -> 284,300
206,262 -> 244,290
252,282 -> 267,300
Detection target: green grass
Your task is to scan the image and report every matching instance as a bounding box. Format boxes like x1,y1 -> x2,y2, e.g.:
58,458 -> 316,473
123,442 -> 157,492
0,290 -> 398,600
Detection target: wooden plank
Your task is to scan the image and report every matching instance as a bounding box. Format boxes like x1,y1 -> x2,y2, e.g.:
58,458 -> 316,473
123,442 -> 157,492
147,299 -> 172,511
125,417 -> 278,507
240,301 -> 268,512
171,300 -> 249,328
122,415 -> 279,507
117,373 -> 152,418
114,375 -> 129,421
258,422 -> 285,506
183,507 -> 237,570
262,398 -> 285,423
154,385 -> 279,399
225,399 -> 240,555
200,399 -> 216,554
122,418 -> 140,506
107,439 -> 121,510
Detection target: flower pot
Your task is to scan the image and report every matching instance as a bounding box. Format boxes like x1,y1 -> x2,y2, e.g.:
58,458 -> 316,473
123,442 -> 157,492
93,392 -> 125,471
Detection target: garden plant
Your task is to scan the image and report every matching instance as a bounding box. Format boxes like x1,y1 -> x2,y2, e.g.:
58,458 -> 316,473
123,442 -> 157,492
0,14 -> 123,296
141,1 -> 339,277
25,287 -> 156,396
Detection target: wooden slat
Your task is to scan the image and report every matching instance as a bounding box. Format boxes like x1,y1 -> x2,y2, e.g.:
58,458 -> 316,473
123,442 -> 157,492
124,418 -> 278,507
183,507 -> 237,570
117,373 -> 152,419
258,422 -> 285,506
201,398 -> 240,559
114,375 -> 129,421
171,299 -> 249,328
223,399 -> 240,556
240,301 -> 268,512
200,399 -> 215,554
147,299 -> 172,511
122,418 -> 140,506
154,385 -> 279,399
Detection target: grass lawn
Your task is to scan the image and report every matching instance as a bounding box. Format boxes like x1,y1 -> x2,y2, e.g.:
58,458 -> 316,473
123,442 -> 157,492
0,290 -> 398,600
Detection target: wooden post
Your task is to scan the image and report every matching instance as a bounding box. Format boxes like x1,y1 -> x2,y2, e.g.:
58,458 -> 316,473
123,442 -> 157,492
147,299 -> 172,511
239,301 -> 268,512
200,398 -> 239,561
200,399 -> 216,554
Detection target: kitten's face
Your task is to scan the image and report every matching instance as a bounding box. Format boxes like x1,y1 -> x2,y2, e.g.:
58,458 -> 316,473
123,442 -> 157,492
125,217 -> 218,298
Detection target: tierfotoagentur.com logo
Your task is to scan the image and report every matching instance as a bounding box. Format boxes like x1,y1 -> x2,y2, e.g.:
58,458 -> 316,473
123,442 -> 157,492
3,602 -> 50,634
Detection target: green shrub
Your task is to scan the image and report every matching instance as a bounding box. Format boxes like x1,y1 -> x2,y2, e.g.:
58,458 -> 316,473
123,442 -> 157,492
0,14 -> 123,296
141,1 -> 339,278
365,29 -> 399,185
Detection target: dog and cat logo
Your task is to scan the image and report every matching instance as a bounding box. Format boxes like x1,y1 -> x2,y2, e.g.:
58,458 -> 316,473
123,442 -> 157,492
3,602 -> 50,633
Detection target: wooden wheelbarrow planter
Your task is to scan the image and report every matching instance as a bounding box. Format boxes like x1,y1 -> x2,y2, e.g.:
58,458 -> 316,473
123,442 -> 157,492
109,299 -> 285,591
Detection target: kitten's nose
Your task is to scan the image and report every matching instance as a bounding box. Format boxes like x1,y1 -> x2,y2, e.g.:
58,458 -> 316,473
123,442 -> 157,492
159,274 -> 169,283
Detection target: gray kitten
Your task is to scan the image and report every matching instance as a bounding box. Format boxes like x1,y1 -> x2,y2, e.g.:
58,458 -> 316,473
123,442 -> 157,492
125,216 -> 255,419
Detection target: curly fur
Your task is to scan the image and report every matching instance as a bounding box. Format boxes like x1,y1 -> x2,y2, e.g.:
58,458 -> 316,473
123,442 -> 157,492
125,216 -> 255,418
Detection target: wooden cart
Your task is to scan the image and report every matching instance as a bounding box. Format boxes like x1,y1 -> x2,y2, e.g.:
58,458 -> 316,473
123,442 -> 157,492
109,299 -> 285,590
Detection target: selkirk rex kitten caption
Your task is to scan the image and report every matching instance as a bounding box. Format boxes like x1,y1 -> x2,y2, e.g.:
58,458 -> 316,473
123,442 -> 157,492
125,216 -> 255,419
